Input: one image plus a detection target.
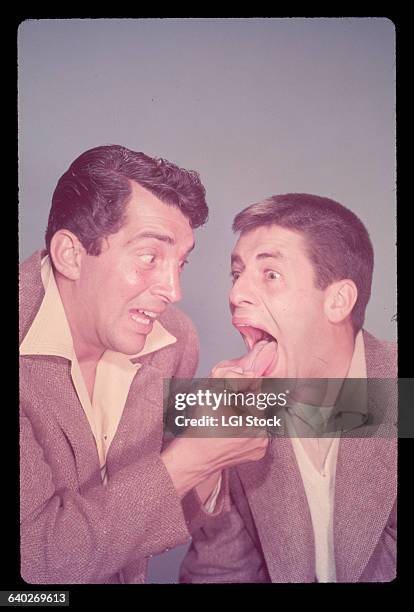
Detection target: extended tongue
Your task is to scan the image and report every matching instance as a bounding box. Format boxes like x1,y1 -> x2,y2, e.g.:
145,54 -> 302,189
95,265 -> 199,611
237,339 -> 278,377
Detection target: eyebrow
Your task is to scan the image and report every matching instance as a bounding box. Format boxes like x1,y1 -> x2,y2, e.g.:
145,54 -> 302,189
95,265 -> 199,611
231,253 -> 244,267
127,231 -> 175,246
127,232 -> 195,255
256,251 -> 285,261
231,250 -> 285,267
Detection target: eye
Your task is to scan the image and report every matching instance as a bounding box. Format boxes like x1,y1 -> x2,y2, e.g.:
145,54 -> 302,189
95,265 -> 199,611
138,254 -> 156,264
230,270 -> 241,283
264,270 -> 280,281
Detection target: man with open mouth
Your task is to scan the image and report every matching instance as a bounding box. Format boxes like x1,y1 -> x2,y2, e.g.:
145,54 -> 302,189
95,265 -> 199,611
180,193 -> 397,583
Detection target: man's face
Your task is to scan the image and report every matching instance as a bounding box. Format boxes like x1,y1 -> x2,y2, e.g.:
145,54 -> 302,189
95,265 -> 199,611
230,225 -> 330,378
74,181 -> 194,356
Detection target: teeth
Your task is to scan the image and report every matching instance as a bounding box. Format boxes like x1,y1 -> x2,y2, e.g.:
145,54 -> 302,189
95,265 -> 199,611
131,313 -> 150,325
139,309 -> 157,319
130,309 -> 159,326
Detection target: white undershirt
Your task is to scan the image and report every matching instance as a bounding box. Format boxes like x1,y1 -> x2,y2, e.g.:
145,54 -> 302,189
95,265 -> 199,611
285,331 -> 367,582
290,431 -> 340,582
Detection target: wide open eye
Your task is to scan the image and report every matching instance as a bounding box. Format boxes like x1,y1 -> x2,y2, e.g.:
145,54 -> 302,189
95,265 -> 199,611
264,270 -> 280,281
138,254 -> 156,264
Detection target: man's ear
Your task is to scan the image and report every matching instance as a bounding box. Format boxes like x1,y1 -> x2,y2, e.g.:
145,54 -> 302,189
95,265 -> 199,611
49,230 -> 85,280
324,279 -> 358,324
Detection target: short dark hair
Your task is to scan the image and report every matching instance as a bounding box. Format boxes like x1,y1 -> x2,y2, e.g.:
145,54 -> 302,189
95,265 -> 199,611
45,144 -> 209,255
232,193 -> 374,333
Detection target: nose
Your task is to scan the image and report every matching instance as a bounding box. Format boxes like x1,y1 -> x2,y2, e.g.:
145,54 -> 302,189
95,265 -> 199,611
229,274 -> 257,309
154,264 -> 182,304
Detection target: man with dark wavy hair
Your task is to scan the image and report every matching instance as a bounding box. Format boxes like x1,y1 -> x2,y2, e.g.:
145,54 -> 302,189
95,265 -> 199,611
181,193 -> 396,583
19,145 -> 267,584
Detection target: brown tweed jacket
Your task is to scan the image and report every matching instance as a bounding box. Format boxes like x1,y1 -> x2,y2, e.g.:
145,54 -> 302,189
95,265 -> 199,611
19,250 -> 225,584
180,331 -> 397,583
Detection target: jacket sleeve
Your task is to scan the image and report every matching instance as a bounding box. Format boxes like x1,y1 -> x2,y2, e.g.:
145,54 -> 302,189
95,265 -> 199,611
180,472 -> 269,583
20,408 -> 193,584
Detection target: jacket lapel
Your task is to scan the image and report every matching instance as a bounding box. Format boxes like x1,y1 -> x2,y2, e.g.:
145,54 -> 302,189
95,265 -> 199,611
105,361 -> 166,472
238,436 -> 315,582
334,334 -> 397,581
334,379 -> 397,581
24,357 -> 103,490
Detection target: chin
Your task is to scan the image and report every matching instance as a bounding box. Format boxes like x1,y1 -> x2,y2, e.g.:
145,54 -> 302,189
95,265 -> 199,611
112,335 -> 147,356
264,351 -> 285,379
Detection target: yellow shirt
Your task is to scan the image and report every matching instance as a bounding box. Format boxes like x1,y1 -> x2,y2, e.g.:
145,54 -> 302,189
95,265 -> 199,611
20,255 -> 177,484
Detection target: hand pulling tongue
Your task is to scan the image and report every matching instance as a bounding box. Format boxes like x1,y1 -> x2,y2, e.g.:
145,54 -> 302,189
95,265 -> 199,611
236,339 -> 278,377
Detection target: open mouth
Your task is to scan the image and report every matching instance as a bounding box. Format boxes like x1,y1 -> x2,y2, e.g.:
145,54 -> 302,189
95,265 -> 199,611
234,324 -> 276,351
232,320 -> 279,377
130,308 -> 159,326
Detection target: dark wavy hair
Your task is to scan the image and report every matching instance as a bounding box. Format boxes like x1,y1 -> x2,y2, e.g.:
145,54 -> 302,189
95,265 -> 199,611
45,144 -> 209,255
233,193 -> 374,333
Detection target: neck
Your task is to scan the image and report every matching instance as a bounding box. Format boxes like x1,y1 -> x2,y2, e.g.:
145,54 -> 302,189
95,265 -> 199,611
310,322 -> 356,379
55,274 -> 104,367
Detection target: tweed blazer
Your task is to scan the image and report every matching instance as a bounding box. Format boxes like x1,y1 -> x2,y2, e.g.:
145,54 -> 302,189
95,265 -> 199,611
180,331 -> 397,583
19,250 -> 224,584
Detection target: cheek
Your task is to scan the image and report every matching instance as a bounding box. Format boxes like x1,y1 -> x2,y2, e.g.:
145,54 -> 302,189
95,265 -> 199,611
118,264 -> 153,297
123,268 -> 141,286
263,288 -> 289,315
268,295 -> 301,332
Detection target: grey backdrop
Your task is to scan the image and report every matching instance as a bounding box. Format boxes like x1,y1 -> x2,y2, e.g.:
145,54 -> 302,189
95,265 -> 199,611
18,17 -> 396,583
